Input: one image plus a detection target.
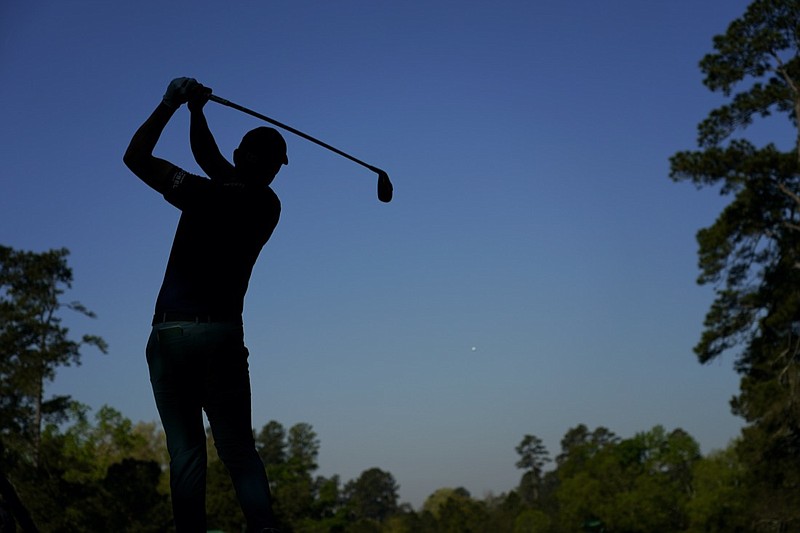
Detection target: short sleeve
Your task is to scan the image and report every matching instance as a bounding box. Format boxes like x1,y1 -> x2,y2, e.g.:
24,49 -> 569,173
162,168 -> 210,210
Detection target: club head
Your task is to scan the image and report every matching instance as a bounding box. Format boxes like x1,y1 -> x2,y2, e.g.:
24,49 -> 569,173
377,170 -> 393,203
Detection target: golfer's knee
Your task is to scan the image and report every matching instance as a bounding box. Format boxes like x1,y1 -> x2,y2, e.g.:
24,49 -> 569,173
170,443 -> 207,476
216,441 -> 261,470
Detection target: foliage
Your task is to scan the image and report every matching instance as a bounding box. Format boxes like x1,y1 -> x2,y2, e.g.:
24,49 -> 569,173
686,445 -> 749,532
0,245 -> 783,532
421,487 -> 471,518
552,425 -> 700,532
343,467 -> 400,523
13,405 -> 171,532
513,509 -> 551,533
515,434 -> 551,506
0,245 -> 107,466
2,407 -> 789,532
669,0 -> 800,527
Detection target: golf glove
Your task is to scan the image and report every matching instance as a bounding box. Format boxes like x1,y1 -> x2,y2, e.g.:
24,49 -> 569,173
162,77 -> 197,109
187,83 -> 212,112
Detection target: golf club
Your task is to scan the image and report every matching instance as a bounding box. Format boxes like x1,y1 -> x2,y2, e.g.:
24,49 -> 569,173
208,94 -> 393,203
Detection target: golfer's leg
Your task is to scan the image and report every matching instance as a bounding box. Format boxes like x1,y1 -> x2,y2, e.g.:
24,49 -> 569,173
205,326 -> 277,530
147,326 -> 208,532
161,402 -> 208,532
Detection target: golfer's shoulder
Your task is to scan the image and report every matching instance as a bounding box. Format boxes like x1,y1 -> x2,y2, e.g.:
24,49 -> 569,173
242,184 -> 280,219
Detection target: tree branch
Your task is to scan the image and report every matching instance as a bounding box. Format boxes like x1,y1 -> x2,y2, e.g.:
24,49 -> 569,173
769,51 -> 799,96
778,182 -> 800,207
768,51 -> 800,163
0,471 -> 39,532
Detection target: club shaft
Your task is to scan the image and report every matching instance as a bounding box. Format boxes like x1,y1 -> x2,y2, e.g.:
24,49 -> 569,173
209,95 -> 378,173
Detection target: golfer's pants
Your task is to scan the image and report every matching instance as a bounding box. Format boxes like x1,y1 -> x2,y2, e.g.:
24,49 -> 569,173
146,321 -> 276,532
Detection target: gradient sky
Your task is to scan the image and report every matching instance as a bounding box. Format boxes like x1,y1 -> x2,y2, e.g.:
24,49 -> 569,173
1,0 -> 781,508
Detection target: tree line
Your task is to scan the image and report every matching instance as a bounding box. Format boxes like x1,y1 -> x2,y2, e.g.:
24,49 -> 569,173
0,243 -> 796,531
0,399 -> 789,532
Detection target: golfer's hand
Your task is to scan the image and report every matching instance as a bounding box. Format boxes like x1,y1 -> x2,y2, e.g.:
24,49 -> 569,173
162,77 -> 197,109
187,83 -> 212,113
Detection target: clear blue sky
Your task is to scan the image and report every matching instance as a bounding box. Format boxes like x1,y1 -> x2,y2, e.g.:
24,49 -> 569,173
1,0 -> 774,508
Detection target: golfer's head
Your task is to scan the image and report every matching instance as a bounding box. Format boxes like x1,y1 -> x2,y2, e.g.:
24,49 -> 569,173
234,127 -> 288,186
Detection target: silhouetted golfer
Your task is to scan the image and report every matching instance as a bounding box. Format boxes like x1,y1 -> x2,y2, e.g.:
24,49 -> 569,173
124,77 -> 285,533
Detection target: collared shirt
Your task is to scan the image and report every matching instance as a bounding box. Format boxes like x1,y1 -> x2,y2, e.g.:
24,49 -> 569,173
154,168 -> 280,319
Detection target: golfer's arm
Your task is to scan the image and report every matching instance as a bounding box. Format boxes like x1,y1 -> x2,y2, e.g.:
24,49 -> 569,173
191,109 -> 235,181
123,103 -> 178,194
